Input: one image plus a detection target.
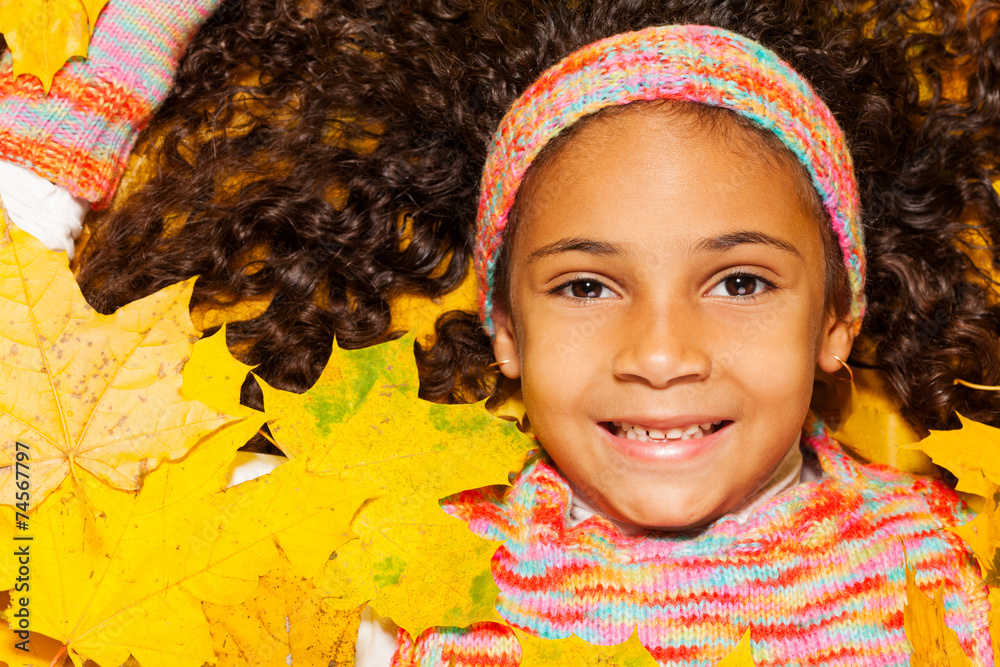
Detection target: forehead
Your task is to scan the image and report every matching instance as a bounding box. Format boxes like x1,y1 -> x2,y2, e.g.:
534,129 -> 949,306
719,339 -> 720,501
513,105 -> 825,254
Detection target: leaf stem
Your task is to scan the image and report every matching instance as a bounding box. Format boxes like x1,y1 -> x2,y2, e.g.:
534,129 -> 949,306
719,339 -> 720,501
953,378 -> 1000,391
49,645 -> 66,667
256,428 -> 279,448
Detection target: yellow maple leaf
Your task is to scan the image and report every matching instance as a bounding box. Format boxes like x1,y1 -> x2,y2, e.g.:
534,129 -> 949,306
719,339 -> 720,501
319,493 -> 504,636
0,0 -> 106,93
389,263 -> 478,345
906,414 -> 1000,498
203,551 -> 362,667
0,603 -> 66,667
0,212 -> 239,506
189,291 -> 274,332
488,384 -> 535,437
514,627 -> 658,667
949,484 -> 1000,589
257,334 -> 531,499
258,335 -> 532,636
902,549 -> 972,666
989,588 -> 1000,667
181,323 -> 257,419
0,413 -> 373,667
716,628 -> 756,667
947,483 -> 1000,664
79,0 -> 106,26
831,368 -> 936,474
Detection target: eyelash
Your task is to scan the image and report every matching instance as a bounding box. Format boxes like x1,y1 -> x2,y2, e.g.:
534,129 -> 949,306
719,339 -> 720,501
549,271 -> 777,302
549,277 -> 618,302
708,271 -> 777,302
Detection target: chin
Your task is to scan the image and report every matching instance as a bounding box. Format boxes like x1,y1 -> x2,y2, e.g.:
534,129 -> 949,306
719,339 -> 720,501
617,500 -> 724,532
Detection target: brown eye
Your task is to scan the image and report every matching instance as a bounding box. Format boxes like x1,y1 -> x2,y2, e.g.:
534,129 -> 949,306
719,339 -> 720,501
561,279 -> 614,299
724,275 -> 758,296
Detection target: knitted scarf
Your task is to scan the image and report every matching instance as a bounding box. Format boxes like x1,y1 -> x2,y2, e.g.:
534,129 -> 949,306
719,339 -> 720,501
392,422 -> 993,666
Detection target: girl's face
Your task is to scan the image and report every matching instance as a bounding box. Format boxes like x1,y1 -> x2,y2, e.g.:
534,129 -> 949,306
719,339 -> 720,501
491,108 -> 854,530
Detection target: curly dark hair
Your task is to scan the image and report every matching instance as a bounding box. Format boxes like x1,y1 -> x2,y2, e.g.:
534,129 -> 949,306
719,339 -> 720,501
75,0 -> 1000,448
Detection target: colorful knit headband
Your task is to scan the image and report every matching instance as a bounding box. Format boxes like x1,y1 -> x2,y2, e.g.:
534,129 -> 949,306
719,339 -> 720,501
475,24 -> 865,335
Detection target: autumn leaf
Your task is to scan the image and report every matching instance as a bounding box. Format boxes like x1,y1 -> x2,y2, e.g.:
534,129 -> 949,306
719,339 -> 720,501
203,552 -> 362,667
948,488 -> 1000,665
902,548 -> 972,666
906,414 -> 1000,498
390,261 -> 477,345
0,602 -> 66,667
79,0 -> 106,26
258,334 -> 532,636
181,323 -> 257,419
0,414 -> 374,667
488,384 -> 534,436
0,0 -> 107,92
716,628 -> 756,667
319,493 -> 505,636
514,627 -> 658,667
950,484 -> 1000,589
258,334 -> 531,500
189,292 -> 274,333
831,368 -> 936,474
0,212 -> 240,507
989,588 -> 1000,667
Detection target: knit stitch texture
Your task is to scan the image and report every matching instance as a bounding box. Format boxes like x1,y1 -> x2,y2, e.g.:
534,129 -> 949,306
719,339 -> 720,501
474,25 -> 865,336
392,421 -> 992,666
0,0 -> 221,208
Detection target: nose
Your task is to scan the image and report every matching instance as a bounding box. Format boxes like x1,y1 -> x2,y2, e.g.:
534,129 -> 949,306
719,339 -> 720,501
611,299 -> 712,388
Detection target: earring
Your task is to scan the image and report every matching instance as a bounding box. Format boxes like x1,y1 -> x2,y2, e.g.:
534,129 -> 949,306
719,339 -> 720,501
488,360 -> 511,370
831,354 -> 853,383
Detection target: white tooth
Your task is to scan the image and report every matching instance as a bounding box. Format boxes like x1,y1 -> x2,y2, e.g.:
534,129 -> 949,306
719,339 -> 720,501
680,432 -> 691,440
713,421 -> 722,427
647,429 -> 665,439
683,425 -> 700,437
626,430 -> 637,440
616,425 -> 627,438
613,421 -> 621,427
700,423 -> 712,431
665,428 -> 684,439
622,422 -> 632,432
689,429 -> 704,439
637,431 -> 650,442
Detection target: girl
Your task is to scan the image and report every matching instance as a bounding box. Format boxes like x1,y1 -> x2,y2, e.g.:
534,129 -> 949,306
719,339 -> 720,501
1,0 -> 998,664
376,24 -> 994,665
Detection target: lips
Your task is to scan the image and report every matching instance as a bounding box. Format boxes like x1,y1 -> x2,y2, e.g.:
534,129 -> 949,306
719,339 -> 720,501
600,419 -> 732,462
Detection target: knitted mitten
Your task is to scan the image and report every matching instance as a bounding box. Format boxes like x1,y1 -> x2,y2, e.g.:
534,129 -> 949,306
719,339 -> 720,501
0,0 -> 222,208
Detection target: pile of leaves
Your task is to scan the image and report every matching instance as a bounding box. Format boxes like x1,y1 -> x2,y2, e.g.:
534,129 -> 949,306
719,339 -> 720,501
0,211 -> 530,666
0,9 -> 998,666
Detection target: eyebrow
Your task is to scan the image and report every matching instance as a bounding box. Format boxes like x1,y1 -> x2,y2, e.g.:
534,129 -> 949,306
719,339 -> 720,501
524,230 -> 802,263
526,238 -> 625,263
694,230 -> 802,258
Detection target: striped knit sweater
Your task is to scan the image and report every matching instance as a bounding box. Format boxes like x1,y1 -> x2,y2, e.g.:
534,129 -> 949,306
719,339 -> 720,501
0,0 -> 221,208
394,421 -> 994,666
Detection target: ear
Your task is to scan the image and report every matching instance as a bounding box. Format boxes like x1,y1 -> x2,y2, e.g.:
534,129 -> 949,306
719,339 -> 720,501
491,303 -> 522,379
815,310 -> 856,376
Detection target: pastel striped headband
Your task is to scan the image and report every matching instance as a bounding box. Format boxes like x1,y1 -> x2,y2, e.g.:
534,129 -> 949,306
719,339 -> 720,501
475,24 -> 865,335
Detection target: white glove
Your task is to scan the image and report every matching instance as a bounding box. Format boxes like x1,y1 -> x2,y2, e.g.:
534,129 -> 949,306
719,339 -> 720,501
0,161 -> 88,260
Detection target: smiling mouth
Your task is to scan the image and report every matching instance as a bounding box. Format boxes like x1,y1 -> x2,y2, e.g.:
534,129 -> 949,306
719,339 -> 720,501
603,420 -> 728,442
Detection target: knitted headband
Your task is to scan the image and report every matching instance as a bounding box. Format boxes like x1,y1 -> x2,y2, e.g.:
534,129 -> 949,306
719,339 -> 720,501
475,24 -> 865,336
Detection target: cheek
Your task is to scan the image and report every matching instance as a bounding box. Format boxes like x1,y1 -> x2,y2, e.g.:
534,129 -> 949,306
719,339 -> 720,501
711,302 -> 820,396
